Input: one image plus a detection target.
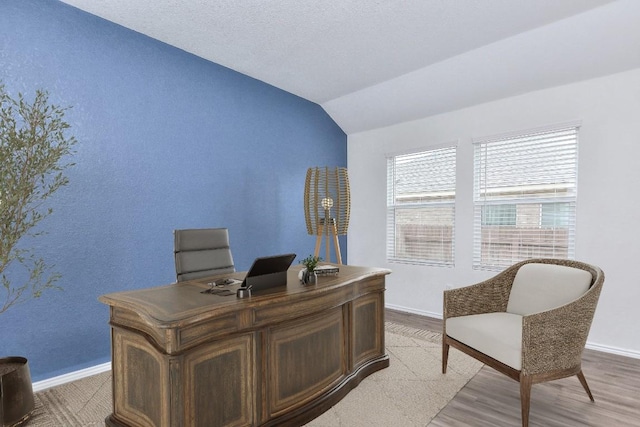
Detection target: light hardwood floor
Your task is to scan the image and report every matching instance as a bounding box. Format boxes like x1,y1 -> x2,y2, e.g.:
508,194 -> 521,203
386,309 -> 640,427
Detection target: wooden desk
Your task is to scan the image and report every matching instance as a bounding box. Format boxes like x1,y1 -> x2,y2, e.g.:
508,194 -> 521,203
100,264 -> 390,427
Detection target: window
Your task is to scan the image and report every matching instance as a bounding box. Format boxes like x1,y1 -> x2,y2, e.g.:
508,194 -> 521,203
387,145 -> 456,266
482,205 -> 516,226
473,125 -> 579,270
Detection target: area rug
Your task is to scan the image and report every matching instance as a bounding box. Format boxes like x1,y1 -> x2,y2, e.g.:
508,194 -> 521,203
28,371 -> 111,426
26,323 -> 483,426
306,323 -> 483,426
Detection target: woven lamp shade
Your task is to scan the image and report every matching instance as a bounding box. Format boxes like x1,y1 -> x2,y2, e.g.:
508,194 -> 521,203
304,167 -> 350,236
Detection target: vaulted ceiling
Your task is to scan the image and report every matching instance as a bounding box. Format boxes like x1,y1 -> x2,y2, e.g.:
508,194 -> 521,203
59,0 -> 640,134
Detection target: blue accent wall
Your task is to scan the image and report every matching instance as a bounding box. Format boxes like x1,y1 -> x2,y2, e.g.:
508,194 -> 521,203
0,0 -> 346,381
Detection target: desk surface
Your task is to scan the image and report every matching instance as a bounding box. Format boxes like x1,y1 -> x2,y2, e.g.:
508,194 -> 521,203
99,264 -> 390,326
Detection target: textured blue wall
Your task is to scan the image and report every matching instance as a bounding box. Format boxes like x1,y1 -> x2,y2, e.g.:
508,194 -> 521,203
0,0 -> 346,381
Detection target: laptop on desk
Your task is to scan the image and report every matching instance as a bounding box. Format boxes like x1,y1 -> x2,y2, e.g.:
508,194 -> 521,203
240,253 -> 296,293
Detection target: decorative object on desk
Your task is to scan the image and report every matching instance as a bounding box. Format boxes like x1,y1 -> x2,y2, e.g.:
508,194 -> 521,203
200,287 -> 235,296
300,255 -> 321,284
314,264 -> 339,276
304,166 -> 350,264
236,286 -> 252,298
0,83 -> 77,426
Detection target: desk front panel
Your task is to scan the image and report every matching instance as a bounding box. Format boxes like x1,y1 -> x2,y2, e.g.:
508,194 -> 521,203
112,327 -> 170,427
267,306 -> 346,418
182,332 -> 255,426
353,291 -> 385,367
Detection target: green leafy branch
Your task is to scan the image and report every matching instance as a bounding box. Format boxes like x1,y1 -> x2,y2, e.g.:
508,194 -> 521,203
301,255 -> 322,272
0,83 -> 77,314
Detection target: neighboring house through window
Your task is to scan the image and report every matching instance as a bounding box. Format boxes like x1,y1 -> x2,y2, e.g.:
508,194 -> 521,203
386,145 -> 456,266
473,124 -> 579,270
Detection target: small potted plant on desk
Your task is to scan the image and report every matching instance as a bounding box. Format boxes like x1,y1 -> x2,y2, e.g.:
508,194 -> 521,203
300,255 -> 322,285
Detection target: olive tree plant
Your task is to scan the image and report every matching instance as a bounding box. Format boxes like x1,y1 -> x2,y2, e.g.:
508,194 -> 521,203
0,83 -> 77,315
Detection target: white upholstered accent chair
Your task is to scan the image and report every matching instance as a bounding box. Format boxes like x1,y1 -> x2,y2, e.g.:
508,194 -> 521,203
442,258 -> 604,427
174,228 -> 235,282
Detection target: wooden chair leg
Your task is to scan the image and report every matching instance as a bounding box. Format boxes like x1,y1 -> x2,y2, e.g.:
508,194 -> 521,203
442,338 -> 449,374
577,370 -> 595,402
520,374 -> 532,427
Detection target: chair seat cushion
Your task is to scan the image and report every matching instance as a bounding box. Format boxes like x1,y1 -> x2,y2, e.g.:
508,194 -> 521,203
446,312 -> 523,370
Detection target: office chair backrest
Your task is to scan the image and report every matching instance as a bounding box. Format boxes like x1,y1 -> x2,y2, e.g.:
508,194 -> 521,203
174,228 -> 235,282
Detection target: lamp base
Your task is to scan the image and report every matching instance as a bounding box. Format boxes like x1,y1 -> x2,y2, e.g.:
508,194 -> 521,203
314,220 -> 343,265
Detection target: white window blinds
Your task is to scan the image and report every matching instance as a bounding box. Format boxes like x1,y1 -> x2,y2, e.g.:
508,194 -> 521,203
387,146 -> 456,266
473,125 -> 579,270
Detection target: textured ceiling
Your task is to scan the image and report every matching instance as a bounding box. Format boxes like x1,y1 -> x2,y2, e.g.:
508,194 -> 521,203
59,0 -> 640,133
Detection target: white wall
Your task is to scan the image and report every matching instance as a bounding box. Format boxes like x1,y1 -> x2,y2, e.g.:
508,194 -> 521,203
347,67 -> 640,358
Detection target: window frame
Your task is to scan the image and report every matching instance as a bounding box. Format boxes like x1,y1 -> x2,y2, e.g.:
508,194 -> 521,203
472,123 -> 580,271
386,144 -> 457,267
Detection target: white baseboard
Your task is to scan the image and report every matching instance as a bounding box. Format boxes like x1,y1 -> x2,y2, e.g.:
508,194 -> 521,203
585,342 -> 640,359
385,304 -> 640,360
386,303 -> 442,320
32,362 -> 111,392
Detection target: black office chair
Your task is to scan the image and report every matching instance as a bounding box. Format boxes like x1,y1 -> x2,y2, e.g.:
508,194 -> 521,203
174,228 -> 235,282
